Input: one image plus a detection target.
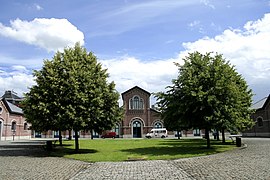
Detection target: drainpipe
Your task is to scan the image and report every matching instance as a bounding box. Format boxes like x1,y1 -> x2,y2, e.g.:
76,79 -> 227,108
6,112 -> 9,141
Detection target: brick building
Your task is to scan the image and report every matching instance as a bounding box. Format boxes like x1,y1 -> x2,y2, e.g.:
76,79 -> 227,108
243,95 -> 270,137
0,91 -> 31,140
31,86 -> 165,139
0,87 -> 168,140
120,86 -> 163,138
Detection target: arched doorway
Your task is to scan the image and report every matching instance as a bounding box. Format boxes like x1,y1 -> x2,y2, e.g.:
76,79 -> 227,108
133,120 -> 142,138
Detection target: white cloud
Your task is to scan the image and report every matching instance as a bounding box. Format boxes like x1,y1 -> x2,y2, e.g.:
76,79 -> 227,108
0,18 -> 84,52
100,13 -> 270,102
2,13 -> 270,104
188,20 -> 205,34
100,56 -> 179,97
0,70 -> 34,97
34,4 -> 43,11
0,54 -> 180,104
11,65 -> 29,73
180,13 -> 270,99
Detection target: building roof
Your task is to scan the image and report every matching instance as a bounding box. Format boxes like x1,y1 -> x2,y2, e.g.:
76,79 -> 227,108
251,96 -> 270,110
121,86 -> 151,97
2,98 -> 23,115
2,90 -> 22,100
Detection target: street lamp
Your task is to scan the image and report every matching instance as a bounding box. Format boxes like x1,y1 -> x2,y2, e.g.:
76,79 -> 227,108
12,129 -> 16,141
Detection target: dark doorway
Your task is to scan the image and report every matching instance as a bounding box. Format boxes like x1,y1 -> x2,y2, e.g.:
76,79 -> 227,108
133,121 -> 142,138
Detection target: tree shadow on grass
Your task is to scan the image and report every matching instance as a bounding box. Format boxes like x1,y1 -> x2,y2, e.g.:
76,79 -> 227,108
0,142 -> 97,158
121,139 -> 234,160
122,146 -> 218,157
160,139 -> 234,146
49,146 -> 98,158
160,139 -> 206,146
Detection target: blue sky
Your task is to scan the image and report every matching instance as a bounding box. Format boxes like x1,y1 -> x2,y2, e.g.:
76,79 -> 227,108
0,0 -> 270,103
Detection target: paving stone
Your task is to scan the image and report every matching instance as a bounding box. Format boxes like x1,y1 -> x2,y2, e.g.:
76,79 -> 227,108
0,138 -> 270,179
71,138 -> 270,180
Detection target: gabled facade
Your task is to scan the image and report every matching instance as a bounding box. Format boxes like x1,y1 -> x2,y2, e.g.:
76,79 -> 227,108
120,86 -> 163,138
243,95 -> 270,137
0,97 -> 31,141
0,87 -> 164,140
31,86 -> 164,139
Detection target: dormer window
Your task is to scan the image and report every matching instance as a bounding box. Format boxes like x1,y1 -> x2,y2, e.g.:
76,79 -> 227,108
129,95 -> 144,110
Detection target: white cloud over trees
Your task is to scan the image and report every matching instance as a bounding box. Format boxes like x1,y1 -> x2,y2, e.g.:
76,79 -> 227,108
0,18 -> 84,52
1,13 -> 270,102
102,13 -> 270,101
0,66 -> 34,97
179,13 -> 270,99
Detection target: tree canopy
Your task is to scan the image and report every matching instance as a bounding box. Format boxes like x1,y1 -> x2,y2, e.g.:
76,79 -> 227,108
155,51 -> 254,147
22,43 -> 122,151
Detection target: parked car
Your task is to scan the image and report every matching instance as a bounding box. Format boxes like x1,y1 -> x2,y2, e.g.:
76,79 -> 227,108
101,132 -> 116,139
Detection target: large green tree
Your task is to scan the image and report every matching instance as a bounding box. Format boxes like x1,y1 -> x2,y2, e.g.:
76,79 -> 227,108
22,43 -> 122,151
156,51 -> 254,148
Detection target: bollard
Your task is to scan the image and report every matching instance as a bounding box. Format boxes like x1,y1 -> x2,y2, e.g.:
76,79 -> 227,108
46,141 -> 53,151
236,137 -> 241,147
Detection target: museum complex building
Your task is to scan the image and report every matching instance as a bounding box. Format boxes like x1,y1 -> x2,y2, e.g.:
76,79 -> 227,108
1,86 -> 270,140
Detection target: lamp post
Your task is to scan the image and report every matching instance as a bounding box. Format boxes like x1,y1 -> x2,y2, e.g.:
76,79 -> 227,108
12,130 -> 16,141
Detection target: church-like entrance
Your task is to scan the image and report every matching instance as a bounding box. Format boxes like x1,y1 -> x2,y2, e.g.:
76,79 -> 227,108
133,121 -> 142,138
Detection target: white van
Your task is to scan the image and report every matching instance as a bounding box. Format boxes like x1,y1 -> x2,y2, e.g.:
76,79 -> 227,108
146,128 -> 168,138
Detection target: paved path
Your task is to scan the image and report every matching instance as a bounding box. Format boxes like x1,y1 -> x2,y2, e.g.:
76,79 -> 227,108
0,140 -> 89,180
0,138 -> 269,179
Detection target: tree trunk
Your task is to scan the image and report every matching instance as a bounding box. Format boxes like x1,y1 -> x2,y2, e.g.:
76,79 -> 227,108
222,128 -> 225,143
90,130 -> 94,140
177,130 -> 181,139
74,130 -> 79,152
68,130 -> 72,140
59,130 -> 62,146
216,131 -> 220,141
205,128 -> 210,148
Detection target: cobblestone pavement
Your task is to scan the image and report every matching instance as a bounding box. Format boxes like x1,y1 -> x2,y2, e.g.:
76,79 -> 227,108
0,138 -> 270,179
173,138 -> 270,179
0,141 -> 89,180
71,138 -> 270,180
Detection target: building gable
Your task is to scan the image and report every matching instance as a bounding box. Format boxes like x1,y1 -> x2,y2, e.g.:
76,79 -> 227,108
121,86 -> 151,110
121,86 -> 151,98
252,95 -> 270,111
2,99 -> 23,115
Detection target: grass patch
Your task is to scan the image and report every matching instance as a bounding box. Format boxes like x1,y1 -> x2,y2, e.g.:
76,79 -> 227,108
50,138 -> 236,162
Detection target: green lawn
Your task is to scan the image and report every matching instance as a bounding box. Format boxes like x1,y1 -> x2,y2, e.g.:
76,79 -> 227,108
50,138 -> 236,162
